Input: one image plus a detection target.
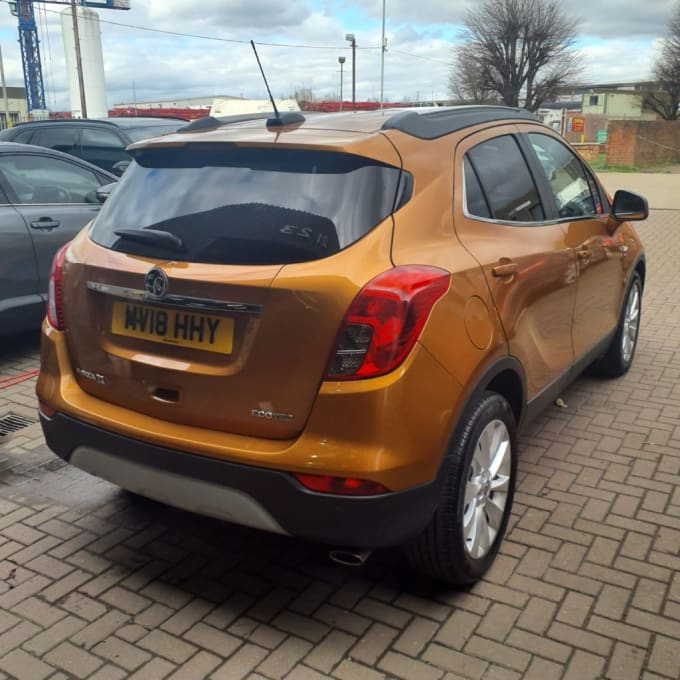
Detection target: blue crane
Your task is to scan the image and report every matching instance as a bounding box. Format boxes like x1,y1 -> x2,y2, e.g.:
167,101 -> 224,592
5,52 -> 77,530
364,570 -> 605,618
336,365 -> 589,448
10,0 -> 131,112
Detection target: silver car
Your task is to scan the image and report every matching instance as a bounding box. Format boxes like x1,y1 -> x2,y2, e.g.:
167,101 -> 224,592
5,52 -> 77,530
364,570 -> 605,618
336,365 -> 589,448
0,142 -> 116,336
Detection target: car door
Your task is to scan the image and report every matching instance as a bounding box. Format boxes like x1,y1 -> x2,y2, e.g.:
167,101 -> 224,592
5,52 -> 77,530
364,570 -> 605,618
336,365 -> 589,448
525,131 -> 624,359
0,152 -> 108,292
454,129 -> 577,401
0,181 -> 42,332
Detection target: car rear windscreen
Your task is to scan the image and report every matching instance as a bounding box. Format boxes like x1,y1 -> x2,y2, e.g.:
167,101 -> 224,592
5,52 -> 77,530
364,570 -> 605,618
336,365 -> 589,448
90,145 -> 408,265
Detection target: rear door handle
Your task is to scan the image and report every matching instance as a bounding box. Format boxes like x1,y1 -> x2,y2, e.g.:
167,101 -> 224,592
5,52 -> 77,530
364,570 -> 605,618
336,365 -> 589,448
492,262 -> 519,277
30,218 -> 61,230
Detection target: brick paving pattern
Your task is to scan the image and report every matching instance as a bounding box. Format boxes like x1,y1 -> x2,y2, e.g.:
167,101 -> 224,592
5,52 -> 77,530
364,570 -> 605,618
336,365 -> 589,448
0,210 -> 678,679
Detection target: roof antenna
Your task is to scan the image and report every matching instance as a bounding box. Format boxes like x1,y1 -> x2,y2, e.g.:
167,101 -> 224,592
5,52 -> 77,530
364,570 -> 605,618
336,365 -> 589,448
250,40 -> 305,128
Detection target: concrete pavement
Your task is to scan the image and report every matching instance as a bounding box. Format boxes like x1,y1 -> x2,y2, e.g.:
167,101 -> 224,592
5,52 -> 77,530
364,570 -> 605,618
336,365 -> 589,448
0,209 -> 678,679
598,172 -> 680,211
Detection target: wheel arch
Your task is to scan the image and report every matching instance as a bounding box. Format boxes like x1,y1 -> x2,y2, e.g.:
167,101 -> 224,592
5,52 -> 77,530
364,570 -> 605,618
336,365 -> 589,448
486,367 -> 525,427
452,356 -> 527,442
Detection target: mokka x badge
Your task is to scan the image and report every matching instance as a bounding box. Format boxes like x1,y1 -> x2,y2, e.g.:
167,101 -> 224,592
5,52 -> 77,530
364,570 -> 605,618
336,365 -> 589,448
145,267 -> 169,300
76,368 -> 106,385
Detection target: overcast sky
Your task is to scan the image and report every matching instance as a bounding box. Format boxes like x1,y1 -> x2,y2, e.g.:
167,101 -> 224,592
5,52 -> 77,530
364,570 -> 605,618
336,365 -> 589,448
0,0 -> 676,113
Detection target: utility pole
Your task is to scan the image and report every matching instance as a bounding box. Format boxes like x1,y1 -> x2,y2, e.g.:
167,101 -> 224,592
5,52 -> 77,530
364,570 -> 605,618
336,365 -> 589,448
380,0 -> 386,112
0,45 -> 10,128
345,33 -> 356,111
70,0 -> 87,118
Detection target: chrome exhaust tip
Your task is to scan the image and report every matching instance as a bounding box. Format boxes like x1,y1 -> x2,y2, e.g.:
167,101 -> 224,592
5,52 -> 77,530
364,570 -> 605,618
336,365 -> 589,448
328,548 -> 373,567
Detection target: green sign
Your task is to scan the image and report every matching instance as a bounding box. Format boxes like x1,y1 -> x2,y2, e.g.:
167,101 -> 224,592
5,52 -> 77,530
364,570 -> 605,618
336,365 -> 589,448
596,130 -> 608,143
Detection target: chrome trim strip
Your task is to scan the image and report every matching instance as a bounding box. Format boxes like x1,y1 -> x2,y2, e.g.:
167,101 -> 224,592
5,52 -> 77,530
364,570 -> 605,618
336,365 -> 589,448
86,281 -> 262,314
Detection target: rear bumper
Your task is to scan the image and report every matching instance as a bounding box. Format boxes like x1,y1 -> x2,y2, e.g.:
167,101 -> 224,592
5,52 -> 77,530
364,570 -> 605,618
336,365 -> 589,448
40,410 -> 440,548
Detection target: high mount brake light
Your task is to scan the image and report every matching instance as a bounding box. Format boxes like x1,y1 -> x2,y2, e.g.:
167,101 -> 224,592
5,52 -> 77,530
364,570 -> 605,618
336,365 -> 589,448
325,266 -> 451,380
47,243 -> 70,331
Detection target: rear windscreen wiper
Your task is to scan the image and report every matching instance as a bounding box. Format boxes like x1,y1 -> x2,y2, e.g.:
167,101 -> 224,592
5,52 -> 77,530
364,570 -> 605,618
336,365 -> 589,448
113,229 -> 185,252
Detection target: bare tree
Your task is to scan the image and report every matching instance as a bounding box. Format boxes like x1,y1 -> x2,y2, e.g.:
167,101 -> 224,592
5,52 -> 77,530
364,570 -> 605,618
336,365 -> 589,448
450,0 -> 582,112
644,1 -> 680,120
289,85 -> 315,105
448,48 -> 498,104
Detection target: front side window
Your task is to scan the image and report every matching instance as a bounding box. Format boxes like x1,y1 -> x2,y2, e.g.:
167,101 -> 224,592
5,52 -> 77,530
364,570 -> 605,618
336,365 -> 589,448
0,155 -> 104,204
82,128 -> 124,151
529,133 -> 597,219
81,128 -> 129,171
90,146 -> 408,265
466,135 -> 544,222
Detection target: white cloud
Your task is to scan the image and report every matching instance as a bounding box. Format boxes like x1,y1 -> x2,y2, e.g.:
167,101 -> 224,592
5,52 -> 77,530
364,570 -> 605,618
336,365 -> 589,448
578,40 -> 658,83
348,0 -> 677,39
0,0 -> 671,113
146,0 -> 311,30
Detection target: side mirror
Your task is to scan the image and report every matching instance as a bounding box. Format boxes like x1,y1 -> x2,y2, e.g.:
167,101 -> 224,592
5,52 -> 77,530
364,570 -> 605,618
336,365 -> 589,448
611,190 -> 648,222
112,160 -> 130,176
96,182 -> 117,204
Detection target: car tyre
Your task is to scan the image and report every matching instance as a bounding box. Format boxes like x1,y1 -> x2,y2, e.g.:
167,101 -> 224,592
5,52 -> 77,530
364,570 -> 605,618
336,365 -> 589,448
590,272 -> 642,378
405,391 -> 517,586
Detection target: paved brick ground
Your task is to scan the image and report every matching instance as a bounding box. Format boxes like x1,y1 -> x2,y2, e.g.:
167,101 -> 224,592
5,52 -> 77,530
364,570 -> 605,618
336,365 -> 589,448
0,210 -> 678,680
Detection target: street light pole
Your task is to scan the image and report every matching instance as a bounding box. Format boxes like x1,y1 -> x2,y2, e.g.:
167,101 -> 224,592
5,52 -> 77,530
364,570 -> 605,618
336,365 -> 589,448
345,33 -> 356,111
338,56 -> 345,112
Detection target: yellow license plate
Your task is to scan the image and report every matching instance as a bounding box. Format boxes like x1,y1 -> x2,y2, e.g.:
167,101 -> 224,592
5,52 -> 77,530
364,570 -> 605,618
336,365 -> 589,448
111,302 -> 234,354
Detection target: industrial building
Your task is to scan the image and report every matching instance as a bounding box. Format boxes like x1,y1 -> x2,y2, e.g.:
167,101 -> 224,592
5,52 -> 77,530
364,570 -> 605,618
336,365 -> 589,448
0,86 -> 29,129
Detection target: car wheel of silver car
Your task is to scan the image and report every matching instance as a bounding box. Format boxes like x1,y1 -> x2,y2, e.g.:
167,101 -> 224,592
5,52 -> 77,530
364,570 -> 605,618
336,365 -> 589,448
591,272 -> 642,378
405,391 -> 517,586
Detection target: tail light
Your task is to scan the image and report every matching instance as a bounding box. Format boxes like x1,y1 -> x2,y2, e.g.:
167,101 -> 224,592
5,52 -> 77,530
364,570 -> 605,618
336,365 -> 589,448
38,401 -> 57,418
47,243 -> 70,331
325,265 -> 451,380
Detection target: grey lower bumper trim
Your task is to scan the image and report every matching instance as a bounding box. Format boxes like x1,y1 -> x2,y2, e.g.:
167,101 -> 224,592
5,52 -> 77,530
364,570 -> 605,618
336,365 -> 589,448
70,447 -> 287,535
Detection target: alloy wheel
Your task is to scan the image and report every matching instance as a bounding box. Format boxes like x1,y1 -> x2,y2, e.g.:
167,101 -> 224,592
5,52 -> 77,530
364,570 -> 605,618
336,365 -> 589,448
622,282 -> 640,364
462,419 -> 512,559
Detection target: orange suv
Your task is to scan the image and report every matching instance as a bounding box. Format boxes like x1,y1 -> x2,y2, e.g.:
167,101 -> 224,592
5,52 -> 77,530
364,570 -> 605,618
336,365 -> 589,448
37,107 -> 647,586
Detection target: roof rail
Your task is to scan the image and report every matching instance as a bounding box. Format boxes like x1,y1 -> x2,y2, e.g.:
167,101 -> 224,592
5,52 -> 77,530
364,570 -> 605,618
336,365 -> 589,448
11,118 -> 121,127
381,106 -> 539,139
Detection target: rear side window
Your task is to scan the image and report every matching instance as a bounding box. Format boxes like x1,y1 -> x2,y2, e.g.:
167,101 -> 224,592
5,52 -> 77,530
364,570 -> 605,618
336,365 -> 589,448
90,146 -> 408,265
33,127 -> 79,156
463,157 -> 491,219
11,129 -> 34,144
466,135 -> 544,222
